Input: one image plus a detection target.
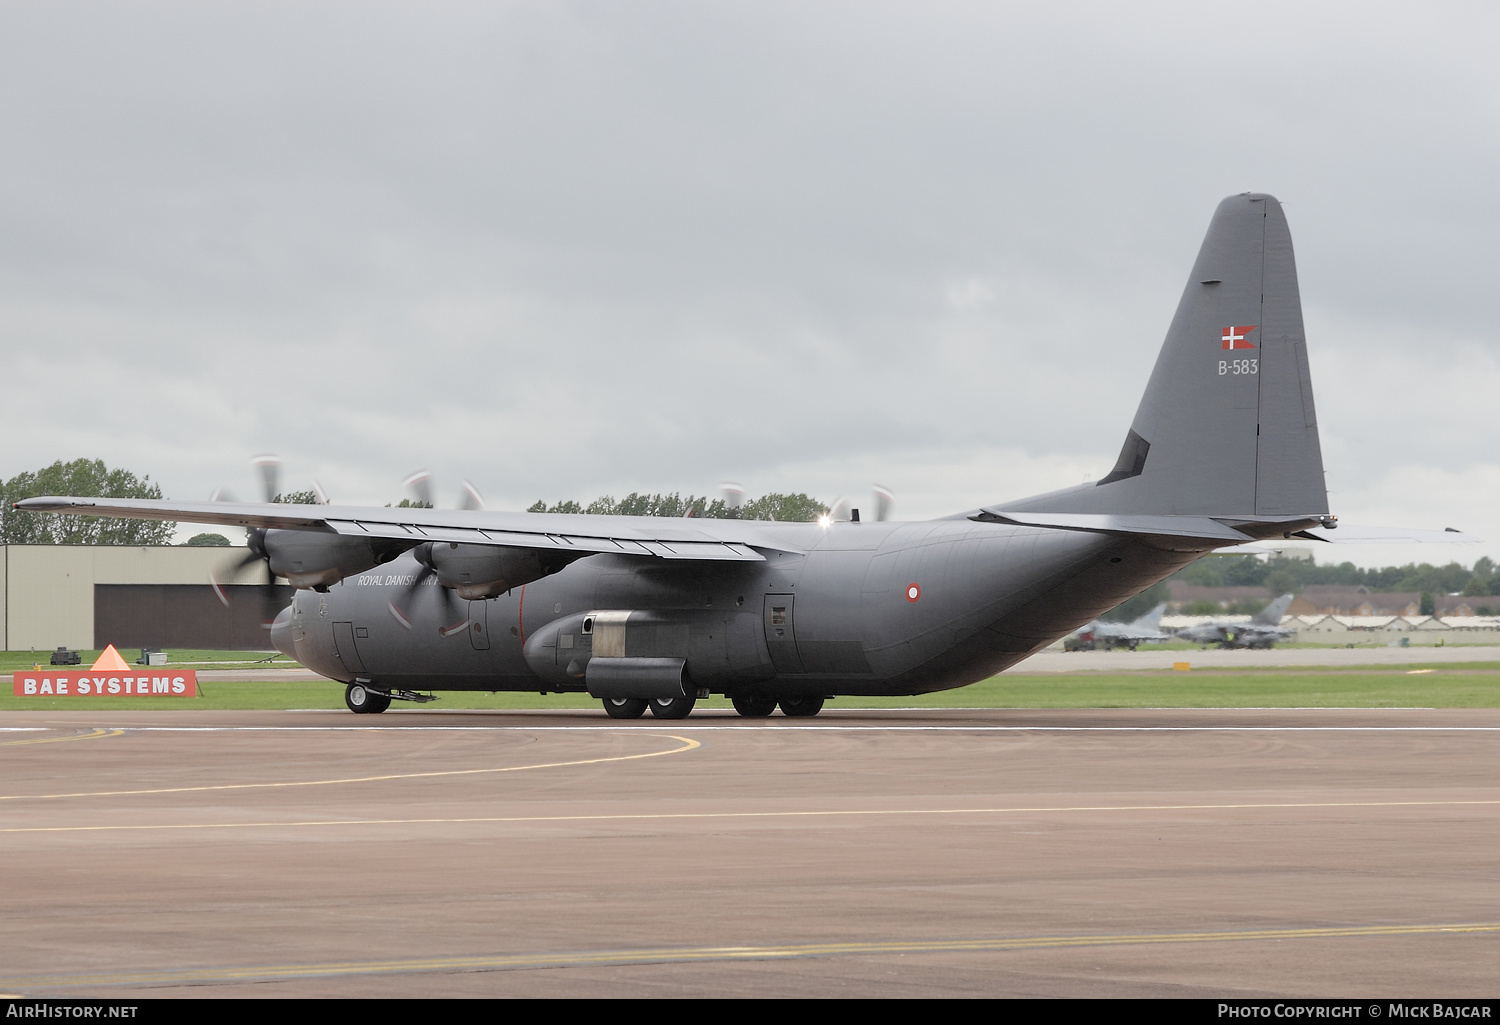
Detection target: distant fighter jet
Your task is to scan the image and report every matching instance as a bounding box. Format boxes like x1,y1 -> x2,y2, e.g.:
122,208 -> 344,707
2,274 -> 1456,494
1063,603 -> 1170,651
1175,594 -> 1296,649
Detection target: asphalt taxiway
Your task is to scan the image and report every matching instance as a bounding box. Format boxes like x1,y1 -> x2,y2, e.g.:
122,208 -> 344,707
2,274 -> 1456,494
2,706 -> 1498,997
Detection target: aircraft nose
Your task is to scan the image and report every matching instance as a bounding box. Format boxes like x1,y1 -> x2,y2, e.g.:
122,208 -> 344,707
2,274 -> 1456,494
270,604 -> 295,660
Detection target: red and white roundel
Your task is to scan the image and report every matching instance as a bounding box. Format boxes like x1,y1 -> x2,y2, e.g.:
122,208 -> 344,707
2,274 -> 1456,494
905,583 -> 921,603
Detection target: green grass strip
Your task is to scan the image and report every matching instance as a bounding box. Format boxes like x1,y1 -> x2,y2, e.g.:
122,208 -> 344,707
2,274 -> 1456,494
1,667 -> 1495,711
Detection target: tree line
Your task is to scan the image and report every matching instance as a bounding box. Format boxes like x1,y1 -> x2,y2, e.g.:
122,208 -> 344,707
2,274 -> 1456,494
1176,553 -> 1500,599
0,459 -> 175,545
528,492 -> 826,521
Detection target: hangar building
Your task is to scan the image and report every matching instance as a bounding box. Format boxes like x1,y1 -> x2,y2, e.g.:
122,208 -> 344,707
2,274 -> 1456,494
1,545 -> 292,652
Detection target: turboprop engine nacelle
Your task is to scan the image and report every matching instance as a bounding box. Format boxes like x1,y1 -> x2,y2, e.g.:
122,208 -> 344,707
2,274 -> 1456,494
262,529 -> 409,590
417,541 -> 581,600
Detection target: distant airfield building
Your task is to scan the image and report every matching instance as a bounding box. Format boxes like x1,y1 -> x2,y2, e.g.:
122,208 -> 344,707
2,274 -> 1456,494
0,545 -> 290,652
1157,612 -> 1500,647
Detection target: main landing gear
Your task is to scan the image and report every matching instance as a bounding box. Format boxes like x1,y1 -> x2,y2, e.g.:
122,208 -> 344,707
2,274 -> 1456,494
600,695 -> 697,719
602,697 -> 647,719
733,694 -> 825,717
731,695 -> 778,717
649,695 -> 696,719
777,695 -> 825,717
596,693 -> 827,719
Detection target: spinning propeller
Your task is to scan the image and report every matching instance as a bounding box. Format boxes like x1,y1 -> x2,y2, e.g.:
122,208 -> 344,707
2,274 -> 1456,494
387,543 -> 473,636
388,468 -> 485,635
400,469 -> 485,511
208,454 -> 288,628
824,484 -> 895,523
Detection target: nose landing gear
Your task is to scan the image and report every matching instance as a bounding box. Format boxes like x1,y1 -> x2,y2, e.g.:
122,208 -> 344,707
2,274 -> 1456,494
345,682 -> 391,714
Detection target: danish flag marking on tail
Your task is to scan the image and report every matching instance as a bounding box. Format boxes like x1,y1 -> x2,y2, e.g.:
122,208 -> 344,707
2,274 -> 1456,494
1221,325 -> 1257,350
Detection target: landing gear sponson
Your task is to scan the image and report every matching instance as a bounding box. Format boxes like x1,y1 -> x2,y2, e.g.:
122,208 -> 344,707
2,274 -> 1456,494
599,694 -> 826,719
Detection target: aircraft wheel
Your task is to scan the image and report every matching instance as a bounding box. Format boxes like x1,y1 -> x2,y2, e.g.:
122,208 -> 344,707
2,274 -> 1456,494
648,695 -> 696,719
779,695 -> 825,717
731,695 -> 778,717
345,683 -> 391,714
602,697 -> 648,719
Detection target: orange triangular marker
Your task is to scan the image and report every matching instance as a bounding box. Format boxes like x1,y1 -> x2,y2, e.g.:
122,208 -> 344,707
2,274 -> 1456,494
91,644 -> 132,671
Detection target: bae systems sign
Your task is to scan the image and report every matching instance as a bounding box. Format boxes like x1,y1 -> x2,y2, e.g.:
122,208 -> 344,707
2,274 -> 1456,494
13,671 -> 198,697
12,644 -> 198,697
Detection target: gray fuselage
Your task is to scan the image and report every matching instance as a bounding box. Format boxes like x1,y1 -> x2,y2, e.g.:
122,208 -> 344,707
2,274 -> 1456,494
281,517 -> 1198,698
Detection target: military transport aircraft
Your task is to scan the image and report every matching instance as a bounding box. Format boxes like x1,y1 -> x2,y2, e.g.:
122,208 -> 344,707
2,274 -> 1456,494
1063,603 -> 1170,651
17,193 -> 1466,719
1175,594 -> 1297,649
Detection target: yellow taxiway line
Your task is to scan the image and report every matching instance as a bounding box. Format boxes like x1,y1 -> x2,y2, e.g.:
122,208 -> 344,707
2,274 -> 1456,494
3,922 -> 1497,989
0,733 -> 700,801
0,727 -> 123,747
3,796 -> 1498,834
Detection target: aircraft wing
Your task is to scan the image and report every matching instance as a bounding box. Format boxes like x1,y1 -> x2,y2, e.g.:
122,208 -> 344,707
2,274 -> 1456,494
13,496 -> 784,562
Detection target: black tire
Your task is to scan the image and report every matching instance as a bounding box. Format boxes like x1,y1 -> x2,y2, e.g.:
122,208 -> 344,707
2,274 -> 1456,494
731,695 -> 778,717
778,695 -> 825,718
602,696 -> 648,719
648,695 -> 696,719
345,683 -> 391,714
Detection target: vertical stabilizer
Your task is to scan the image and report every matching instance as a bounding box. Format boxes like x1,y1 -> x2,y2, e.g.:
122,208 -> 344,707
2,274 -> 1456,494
1003,193 -> 1327,519
1253,593 -> 1294,626
1129,602 -> 1168,632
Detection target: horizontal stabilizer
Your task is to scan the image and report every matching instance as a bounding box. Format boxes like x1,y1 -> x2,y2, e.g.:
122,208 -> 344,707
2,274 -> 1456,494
1293,525 -> 1483,544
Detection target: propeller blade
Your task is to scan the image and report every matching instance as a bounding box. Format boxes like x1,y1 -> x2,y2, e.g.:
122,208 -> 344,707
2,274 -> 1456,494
260,567 -> 280,630
720,481 -> 746,512
252,454 -> 282,503
312,479 -> 330,505
440,615 -> 473,638
459,480 -> 485,511
387,543 -> 469,636
872,484 -> 894,522
209,569 -> 234,609
387,600 -> 413,630
209,545 -> 270,609
402,469 -> 435,508
387,549 -> 435,630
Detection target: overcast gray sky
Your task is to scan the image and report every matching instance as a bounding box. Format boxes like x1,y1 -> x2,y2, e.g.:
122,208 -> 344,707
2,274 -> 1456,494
2,1 -> 1496,568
